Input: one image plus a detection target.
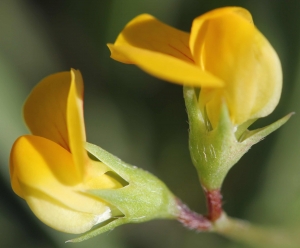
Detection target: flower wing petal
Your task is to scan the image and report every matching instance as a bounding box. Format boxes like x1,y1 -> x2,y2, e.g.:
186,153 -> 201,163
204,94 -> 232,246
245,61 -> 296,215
10,135 -> 113,231
108,44 -> 223,87
111,14 -> 193,63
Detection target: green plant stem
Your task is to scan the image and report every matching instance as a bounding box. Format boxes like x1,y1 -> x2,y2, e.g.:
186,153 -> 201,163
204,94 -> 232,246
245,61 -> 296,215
213,213 -> 300,248
176,198 -> 300,247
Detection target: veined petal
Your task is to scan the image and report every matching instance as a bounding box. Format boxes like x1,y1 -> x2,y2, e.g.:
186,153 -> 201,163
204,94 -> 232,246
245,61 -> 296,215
108,45 -> 223,87
24,69 -> 88,178
23,71 -> 72,151
67,69 -> 87,178
192,8 -> 281,126
111,14 -> 193,63
10,136 -> 117,215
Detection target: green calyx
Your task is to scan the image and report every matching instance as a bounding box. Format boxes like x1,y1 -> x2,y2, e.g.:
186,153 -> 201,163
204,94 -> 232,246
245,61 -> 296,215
184,86 -> 292,190
69,143 -> 179,242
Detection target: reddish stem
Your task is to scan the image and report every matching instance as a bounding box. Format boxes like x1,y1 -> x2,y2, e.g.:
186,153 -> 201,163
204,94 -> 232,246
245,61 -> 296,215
176,189 -> 223,231
205,189 -> 223,221
176,198 -> 212,231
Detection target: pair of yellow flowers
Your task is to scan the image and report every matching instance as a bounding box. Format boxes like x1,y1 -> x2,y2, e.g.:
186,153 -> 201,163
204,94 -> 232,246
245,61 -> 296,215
10,7 -> 281,236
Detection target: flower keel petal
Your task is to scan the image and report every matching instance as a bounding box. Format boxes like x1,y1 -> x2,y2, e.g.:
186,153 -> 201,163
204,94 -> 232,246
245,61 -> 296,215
24,189 -> 111,234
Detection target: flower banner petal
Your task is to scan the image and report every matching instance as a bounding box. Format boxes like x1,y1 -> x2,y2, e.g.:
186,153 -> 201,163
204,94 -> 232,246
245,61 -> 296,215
108,44 -> 223,87
23,71 -> 72,151
112,14 -> 193,63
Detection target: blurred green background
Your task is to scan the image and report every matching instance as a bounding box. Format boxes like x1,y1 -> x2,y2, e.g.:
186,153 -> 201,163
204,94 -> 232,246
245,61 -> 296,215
1,0 -> 299,247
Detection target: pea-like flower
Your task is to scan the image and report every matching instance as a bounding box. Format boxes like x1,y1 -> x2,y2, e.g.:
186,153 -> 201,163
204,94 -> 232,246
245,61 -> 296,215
10,69 -> 123,234
10,69 -> 179,241
108,7 -> 291,193
108,7 -> 282,128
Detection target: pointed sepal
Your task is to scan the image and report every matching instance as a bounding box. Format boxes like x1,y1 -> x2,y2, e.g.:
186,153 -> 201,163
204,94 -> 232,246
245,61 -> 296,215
68,143 -> 179,242
67,218 -> 127,243
184,86 -> 292,191
241,113 -> 294,145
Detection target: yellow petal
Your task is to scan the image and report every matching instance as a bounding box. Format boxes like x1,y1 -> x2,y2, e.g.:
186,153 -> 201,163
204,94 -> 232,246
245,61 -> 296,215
85,160 -> 123,189
111,14 -> 193,63
10,136 -> 111,215
11,135 -> 80,193
23,185 -> 112,234
199,89 -> 224,128
23,69 -> 88,178
191,8 -> 281,126
10,135 -> 78,198
108,44 -> 223,87
23,71 -> 72,151
67,69 -> 87,178
10,145 -> 24,198
190,7 -> 253,66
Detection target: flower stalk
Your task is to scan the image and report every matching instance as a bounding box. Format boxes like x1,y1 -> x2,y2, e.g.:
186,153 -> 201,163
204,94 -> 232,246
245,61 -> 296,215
175,198 -> 300,248
176,198 -> 212,231
213,214 -> 300,248
175,202 -> 300,247
205,189 -> 223,221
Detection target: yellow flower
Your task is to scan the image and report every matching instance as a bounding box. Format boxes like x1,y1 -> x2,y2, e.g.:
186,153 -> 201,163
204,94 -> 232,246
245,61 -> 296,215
108,7 -> 282,128
10,69 -> 122,234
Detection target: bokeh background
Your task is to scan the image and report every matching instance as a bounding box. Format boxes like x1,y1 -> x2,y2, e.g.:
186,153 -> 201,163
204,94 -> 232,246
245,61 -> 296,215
1,0 -> 299,247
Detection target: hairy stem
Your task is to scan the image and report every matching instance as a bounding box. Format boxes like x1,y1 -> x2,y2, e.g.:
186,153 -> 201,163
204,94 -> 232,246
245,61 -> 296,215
205,189 -> 223,221
176,198 -> 300,247
176,198 -> 212,231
